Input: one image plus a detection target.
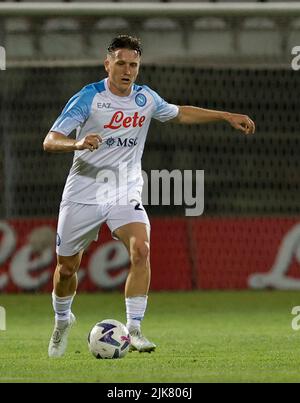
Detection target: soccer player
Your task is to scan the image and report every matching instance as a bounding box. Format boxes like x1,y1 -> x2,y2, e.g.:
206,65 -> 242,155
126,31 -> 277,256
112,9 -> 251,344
44,34 -> 255,358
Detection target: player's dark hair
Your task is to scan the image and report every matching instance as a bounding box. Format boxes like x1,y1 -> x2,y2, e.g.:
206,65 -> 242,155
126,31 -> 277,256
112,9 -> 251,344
107,35 -> 142,56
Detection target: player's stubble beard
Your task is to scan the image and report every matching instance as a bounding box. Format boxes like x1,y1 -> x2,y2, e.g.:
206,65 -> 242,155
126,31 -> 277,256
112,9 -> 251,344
109,78 -> 133,97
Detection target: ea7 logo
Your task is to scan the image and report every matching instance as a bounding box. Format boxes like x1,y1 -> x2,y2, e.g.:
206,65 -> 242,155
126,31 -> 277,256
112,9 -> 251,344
291,46 -> 300,71
97,102 -> 111,109
0,306 -> 6,330
291,306 -> 300,330
0,46 -> 6,71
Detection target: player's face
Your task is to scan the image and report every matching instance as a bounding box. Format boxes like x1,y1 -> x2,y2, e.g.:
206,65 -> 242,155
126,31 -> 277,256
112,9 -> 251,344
105,49 -> 140,96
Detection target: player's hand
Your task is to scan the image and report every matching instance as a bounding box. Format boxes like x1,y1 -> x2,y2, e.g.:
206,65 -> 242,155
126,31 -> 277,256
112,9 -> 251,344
225,113 -> 255,135
75,134 -> 103,152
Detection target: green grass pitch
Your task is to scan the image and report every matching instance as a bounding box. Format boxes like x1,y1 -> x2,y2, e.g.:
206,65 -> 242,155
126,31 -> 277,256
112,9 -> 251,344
1,291 -> 300,383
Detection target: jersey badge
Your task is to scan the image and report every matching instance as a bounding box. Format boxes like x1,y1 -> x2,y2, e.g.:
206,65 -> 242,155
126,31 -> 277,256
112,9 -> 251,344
135,93 -> 147,107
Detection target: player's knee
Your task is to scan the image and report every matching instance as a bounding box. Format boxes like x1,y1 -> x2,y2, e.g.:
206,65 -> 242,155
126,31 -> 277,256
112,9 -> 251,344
57,261 -> 78,280
130,239 -> 150,267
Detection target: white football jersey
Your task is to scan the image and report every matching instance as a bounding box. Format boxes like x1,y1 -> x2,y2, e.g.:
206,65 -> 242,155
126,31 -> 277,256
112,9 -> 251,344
50,78 -> 179,205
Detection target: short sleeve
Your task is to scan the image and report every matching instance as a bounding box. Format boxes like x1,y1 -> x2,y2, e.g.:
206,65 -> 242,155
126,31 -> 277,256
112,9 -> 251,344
50,86 -> 96,136
143,86 -> 179,122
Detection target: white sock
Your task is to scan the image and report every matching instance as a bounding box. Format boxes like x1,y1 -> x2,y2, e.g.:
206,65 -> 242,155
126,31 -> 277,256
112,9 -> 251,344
125,295 -> 148,332
52,292 -> 75,329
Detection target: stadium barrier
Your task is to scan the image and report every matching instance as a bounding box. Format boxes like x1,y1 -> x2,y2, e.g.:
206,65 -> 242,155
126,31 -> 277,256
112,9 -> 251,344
1,217 -> 300,292
1,2 -> 300,18
0,2 -> 299,64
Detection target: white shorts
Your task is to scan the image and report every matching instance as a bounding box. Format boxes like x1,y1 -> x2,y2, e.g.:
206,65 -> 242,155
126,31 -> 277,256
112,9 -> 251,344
56,199 -> 150,256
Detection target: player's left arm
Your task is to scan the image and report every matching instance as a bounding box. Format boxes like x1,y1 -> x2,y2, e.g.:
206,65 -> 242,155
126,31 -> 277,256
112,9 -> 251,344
171,106 -> 255,135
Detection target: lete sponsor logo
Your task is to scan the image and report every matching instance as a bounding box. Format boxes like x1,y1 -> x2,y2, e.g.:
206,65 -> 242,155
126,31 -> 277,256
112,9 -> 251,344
104,111 -> 146,130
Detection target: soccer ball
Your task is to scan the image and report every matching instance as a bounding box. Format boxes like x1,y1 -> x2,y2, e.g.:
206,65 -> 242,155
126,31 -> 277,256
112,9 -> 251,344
88,319 -> 131,359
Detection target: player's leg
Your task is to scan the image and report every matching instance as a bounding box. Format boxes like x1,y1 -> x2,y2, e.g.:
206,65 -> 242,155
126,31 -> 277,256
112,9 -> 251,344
48,251 -> 83,358
114,222 -> 150,298
54,251 -> 83,297
52,251 -> 84,328
113,222 -> 156,352
49,200 -> 101,357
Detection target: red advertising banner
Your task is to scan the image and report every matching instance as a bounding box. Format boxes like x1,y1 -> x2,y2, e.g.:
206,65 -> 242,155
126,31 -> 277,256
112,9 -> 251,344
191,218 -> 300,290
0,218 -> 191,293
1,218 -> 300,292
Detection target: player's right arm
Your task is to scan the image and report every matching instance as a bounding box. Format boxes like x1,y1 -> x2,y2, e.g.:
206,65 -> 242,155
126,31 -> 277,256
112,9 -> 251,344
44,84 -> 102,153
43,131 -> 102,153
